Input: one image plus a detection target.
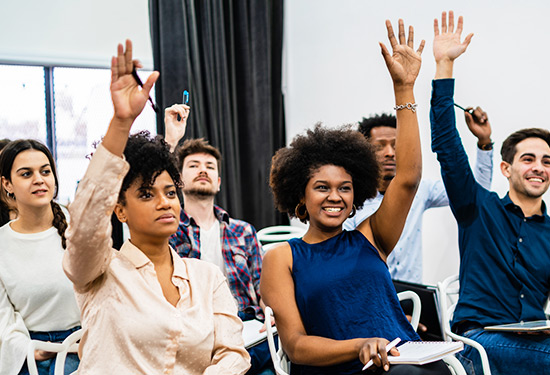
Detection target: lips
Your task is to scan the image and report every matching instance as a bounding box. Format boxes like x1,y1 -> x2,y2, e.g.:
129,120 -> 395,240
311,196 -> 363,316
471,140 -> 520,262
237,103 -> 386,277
526,176 -> 545,183
156,214 -> 176,223
32,189 -> 48,195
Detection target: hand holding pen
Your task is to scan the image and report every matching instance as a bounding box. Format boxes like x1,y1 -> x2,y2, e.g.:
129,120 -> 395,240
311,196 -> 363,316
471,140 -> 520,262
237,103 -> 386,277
164,101 -> 190,152
361,337 -> 401,372
455,103 -> 492,148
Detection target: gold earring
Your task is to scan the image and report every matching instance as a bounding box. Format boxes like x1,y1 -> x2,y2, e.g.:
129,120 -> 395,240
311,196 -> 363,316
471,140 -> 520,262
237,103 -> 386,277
295,202 -> 308,222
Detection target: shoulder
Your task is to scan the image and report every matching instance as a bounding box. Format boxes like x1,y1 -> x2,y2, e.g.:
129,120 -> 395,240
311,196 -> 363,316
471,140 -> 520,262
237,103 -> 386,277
262,242 -> 292,268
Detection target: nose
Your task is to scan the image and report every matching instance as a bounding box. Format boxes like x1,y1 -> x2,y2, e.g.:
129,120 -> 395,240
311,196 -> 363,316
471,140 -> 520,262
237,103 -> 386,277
32,171 -> 45,184
156,193 -> 171,209
327,188 -> 342,202
383,144 -> 395,158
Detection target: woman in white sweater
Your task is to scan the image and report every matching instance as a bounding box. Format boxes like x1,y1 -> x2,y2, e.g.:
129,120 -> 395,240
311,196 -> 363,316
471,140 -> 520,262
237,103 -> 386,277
0,139 -> 81,374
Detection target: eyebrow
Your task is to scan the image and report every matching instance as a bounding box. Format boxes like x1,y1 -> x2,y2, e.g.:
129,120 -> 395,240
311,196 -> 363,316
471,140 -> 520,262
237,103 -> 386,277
15,163 -> 51,173
313,179 -> 353,184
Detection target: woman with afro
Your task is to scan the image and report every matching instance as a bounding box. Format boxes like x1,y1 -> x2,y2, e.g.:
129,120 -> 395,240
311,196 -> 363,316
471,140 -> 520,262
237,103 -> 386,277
261,20 -> 450,375
62,40 -> 250,374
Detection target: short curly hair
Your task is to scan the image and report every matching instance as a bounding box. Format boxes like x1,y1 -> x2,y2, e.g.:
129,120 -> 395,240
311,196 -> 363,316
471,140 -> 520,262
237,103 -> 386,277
501,128 -> 550,164
358,113 -> 396,138
118,131 -> 183,204
269,124 -> 379,219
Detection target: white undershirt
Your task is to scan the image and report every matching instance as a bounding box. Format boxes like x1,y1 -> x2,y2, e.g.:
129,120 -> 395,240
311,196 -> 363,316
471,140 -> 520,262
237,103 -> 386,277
199,220 -> 225,274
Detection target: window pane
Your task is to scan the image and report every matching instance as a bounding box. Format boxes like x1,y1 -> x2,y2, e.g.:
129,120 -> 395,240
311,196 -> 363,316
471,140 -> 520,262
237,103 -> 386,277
53,67 -> 157,205
0,65 -> 47,143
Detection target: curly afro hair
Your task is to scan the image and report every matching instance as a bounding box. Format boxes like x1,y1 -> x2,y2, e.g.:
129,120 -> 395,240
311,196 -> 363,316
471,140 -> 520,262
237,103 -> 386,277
118,131 -> 182,204
269,124 -> 380,219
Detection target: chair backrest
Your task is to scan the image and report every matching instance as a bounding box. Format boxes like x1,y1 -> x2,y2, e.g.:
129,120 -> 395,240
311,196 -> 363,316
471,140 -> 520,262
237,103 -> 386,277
257,225 -> 306,244
27,328 -> 82,375
264,306 -> 290,375
437,274 -> 492,375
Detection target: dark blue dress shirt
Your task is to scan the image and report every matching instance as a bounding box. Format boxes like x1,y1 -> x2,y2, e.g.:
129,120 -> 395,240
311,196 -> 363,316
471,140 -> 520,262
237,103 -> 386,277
430,79 -> 550,329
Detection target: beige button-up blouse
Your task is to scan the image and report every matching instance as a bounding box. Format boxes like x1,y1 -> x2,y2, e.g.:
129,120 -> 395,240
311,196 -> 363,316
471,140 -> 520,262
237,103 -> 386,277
63,144 -> 250,374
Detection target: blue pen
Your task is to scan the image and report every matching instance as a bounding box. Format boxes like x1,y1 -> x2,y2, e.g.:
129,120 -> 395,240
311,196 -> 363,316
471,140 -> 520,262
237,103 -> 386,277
183,90 -> 190,105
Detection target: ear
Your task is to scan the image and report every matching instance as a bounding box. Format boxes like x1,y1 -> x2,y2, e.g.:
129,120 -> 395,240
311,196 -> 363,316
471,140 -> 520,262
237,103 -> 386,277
114,203 -> 127,223
1,176 -> 13,194
500,161 -> 511,179
216,177 -> 221,192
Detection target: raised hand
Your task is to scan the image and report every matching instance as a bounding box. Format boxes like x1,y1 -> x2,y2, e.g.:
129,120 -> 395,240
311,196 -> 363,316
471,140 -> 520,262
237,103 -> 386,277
380,19 -> 425,88
433,11 -> 473,79
110,40 -> 159,123
464,106 -> 492,146
164,104 -> 190,152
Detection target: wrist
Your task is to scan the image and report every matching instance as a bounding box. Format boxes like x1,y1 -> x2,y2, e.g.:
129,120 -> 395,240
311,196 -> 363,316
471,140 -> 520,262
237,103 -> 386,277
434,60 -> 454,79
477,140 -> 494,150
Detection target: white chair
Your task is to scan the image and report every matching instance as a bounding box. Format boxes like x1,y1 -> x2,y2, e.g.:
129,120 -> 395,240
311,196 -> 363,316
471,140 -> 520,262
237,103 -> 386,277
257,225 -> 306,244
438,274 -> 492,375
26,328 -> 82,375
264,291 -> 467,375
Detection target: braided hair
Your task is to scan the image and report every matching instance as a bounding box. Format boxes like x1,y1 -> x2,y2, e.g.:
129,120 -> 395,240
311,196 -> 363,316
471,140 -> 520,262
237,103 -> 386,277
0,139 -> 68,248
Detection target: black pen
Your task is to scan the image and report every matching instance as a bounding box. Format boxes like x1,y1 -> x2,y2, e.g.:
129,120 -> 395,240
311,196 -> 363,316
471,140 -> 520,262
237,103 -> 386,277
454,103 -> 473,114
131,66 -> 159,113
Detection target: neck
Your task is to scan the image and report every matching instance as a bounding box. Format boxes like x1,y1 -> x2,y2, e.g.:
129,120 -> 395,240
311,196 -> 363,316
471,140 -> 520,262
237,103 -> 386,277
302,223 -> 343,244
10,203 -> 53,233
378,179 -> 391,194
182,193 -> 217,228
508,190 -> 544,217
129,235 -> 173,267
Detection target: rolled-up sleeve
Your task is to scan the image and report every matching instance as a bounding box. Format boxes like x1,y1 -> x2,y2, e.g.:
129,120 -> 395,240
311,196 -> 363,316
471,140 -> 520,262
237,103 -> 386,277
63,145 -> 129,291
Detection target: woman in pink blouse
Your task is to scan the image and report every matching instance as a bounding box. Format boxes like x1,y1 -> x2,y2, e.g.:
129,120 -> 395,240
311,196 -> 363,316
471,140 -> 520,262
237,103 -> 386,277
62,40 -> 250,374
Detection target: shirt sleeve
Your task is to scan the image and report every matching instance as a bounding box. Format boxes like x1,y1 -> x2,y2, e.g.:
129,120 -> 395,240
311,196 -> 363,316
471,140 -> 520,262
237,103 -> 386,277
204,273 -> 251,375
245,224 -> 263,305
0,277 -> 29,374
63,145 -> 129,292
430,79 -> 485,224
473,148 -> 493,190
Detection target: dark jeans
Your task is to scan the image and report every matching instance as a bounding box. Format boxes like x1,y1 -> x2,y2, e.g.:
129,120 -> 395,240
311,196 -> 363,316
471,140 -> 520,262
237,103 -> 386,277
457,327 -> 550,375
19,326 -> 81,375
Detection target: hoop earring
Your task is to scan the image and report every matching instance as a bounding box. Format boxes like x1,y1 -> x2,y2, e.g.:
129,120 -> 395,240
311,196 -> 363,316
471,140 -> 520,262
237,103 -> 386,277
294,202 -> 308,222
349,204 -> 356,218
7,192 -> 15,200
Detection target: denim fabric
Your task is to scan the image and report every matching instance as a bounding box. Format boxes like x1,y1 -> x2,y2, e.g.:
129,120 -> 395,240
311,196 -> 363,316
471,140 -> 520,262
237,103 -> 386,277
458,328 -> 550,375
18,326 -> 80,375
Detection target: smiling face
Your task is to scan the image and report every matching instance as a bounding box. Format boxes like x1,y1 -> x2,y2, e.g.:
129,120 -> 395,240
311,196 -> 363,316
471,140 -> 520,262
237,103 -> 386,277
501,137 -> 550,201
2,149 -> 56,211
303,164 -> 354,231
368,126 -> 396,191
115,171 -> 181,242
181,152 -> 221,197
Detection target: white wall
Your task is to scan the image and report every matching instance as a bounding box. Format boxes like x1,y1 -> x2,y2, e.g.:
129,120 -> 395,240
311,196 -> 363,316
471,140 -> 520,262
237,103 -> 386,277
283,0 -> 550,285
0,0 -> 153,68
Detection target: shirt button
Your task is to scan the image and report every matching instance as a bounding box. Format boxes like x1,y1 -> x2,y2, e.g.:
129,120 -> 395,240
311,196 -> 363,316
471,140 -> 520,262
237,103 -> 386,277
174,312 -> 181,318
519,238 -> 523,243
523,218 -> 527,222
520,294 -> 525,299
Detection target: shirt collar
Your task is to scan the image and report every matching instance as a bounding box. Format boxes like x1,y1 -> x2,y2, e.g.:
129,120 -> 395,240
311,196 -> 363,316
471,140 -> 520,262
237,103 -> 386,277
502,193 -> 547,222
180,204 -> 230,226
119,240 -> 190,280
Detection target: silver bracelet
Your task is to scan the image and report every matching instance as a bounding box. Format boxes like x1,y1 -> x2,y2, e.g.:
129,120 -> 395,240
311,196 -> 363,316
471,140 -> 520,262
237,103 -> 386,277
394,102 -> 418,113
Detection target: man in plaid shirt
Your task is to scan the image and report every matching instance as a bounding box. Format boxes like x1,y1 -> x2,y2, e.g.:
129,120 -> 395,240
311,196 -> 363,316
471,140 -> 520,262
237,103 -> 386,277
165,104 -> 272,375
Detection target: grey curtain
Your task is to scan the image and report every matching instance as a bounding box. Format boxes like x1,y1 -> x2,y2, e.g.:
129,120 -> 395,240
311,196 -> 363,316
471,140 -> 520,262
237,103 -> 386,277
149,0 -> 286,229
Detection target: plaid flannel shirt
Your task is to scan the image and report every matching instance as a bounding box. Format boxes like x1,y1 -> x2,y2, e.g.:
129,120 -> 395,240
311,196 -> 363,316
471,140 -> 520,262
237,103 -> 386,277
169,205 -> 264,319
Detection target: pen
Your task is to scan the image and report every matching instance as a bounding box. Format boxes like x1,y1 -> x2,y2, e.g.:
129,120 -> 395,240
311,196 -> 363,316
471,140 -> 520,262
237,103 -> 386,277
454,103 -> 474,114
183,90 -> 190,105
362,337 -> 401,371
131,66 -> 159,113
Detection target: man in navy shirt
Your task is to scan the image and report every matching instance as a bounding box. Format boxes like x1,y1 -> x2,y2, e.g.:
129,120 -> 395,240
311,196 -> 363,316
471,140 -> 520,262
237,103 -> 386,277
430,11 -> 550,375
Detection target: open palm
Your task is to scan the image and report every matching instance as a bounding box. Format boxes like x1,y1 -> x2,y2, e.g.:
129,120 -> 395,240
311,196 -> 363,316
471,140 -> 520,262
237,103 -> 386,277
433,11 -> 473,63
380,20 -> 424,87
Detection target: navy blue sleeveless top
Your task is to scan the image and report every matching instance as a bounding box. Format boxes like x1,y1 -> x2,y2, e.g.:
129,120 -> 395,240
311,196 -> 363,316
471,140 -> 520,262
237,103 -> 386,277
289,230 -> 419,375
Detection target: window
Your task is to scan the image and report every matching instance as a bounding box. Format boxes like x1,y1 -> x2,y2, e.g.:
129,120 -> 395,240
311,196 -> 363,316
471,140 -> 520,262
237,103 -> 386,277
0,64 -> 158,206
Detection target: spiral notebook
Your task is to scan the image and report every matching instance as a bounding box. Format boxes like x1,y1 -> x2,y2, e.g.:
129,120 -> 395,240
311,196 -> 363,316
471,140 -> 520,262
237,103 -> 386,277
388,341 -> 463,365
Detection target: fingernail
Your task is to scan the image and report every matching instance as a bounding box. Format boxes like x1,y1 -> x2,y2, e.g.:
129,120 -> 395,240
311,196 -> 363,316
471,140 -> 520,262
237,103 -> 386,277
384,364 -> 389,371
